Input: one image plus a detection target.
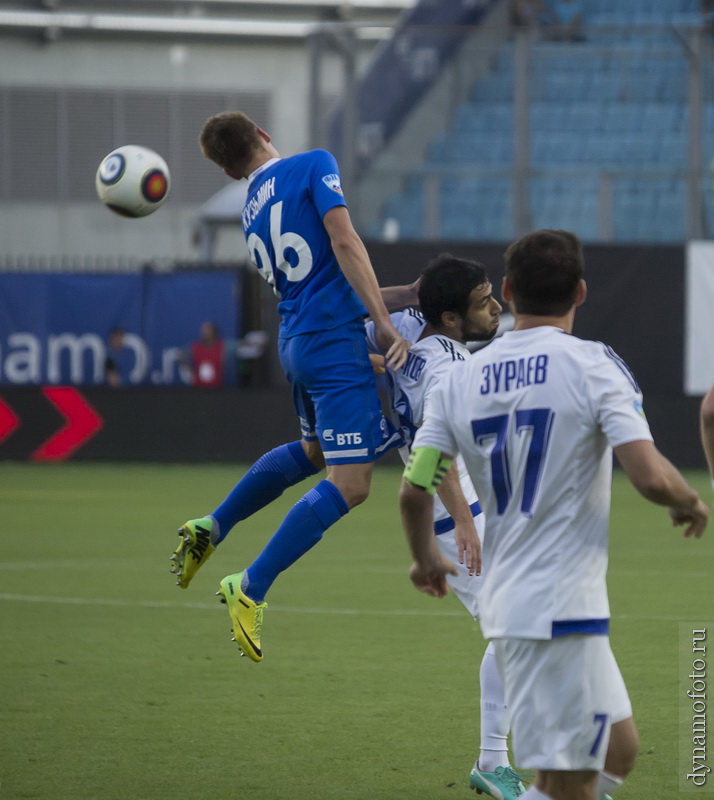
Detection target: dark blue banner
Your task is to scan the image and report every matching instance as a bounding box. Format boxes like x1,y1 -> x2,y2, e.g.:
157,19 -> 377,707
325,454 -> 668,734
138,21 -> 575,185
0,271 -> 240,386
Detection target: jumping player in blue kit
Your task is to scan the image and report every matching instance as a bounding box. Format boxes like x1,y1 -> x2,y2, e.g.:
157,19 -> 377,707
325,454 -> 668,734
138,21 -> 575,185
169,111 -> 412,661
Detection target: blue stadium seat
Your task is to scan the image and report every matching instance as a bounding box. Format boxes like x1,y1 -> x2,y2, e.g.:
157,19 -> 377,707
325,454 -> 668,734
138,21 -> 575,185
704,104 -> 714,130
582,134 -> 617,165
587,0 -> 618,12
382,188 -> 425,240
632,10 -> 672,26
705,199 -> 714,239
530,102 -> 570,132
472,75 -> 514,102
451,102 -> 513,133
642,102 -> 681,132
589,72 -> 624,102
654,195 -> 686,240
659,70 -> 688,103
602,102 -> 641,131
374,0 -> 700,244
670,12 -> 705,26
564,101 -> 606,133
624,72 -> 663,102
426,133 -> 448,162
540,72 -> 592,103
659,132 -> 688,167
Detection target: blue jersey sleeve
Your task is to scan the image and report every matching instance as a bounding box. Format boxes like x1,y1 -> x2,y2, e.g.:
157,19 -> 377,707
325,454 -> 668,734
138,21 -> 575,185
308,150 -> 348,219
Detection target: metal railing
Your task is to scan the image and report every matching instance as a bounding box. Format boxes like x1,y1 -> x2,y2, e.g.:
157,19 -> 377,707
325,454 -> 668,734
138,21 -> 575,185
349,22 -> 714,242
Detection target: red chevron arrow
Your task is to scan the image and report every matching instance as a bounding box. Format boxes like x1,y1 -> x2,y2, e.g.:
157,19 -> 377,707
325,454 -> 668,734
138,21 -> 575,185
30,387 -> 104,462
0,397 -> 21,444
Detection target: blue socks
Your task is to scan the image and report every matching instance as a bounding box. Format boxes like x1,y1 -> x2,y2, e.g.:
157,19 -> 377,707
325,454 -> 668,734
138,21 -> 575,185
210,441 -> 320,543
207,443 -> 349,603
243,479 -> 349,603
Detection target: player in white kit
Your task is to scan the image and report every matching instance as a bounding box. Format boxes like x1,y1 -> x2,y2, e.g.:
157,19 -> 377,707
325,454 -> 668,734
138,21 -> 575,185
400,230 -> 708,800
701,381 -> 714,485
367,254 -> 527,799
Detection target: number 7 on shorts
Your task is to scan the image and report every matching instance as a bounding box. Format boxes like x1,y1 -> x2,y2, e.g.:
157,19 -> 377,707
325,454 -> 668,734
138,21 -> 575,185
590,712 -> 610,757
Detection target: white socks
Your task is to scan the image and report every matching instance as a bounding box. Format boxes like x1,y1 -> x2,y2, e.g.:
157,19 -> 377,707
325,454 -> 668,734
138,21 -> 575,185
596,770 -> 623,797
478,641 -> 511,772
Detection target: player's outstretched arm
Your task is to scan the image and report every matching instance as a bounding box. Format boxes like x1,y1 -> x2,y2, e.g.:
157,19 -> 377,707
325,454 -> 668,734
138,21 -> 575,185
435,463 -> 482,576
700,382 -> 714,486
400,479 -> 458,597
615,439 -> 709,538
380,278 -> 421,312
323,206 -> 410,370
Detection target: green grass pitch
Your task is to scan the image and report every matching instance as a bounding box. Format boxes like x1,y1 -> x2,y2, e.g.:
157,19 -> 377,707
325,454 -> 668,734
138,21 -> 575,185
1,462 -> 712,799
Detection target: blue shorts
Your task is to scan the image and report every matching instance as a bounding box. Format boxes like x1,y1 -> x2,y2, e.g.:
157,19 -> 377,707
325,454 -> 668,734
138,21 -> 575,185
278,319 -> 402,465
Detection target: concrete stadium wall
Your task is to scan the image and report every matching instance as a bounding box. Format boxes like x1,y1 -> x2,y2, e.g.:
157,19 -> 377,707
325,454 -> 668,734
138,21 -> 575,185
0,34 -> 348,264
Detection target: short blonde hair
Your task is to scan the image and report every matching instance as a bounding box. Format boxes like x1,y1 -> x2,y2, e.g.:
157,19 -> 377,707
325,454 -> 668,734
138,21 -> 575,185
199,111 -> 263,175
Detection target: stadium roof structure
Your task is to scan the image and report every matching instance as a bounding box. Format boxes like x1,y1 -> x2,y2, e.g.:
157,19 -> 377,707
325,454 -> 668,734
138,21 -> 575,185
198,181 -> 247,225
0,0 -> 415,41
47,0 -> 413,9
35,0 -> 413,8
192,181 -> 248,263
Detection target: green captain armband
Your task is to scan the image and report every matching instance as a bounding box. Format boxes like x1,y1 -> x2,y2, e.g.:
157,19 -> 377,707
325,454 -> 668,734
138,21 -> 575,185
403,446 -> 453,495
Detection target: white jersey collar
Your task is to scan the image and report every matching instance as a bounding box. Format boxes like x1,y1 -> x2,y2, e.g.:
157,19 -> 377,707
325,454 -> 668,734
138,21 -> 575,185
248,157 -> 282,185
423,331 -> 469,349
502,326 -> 568,339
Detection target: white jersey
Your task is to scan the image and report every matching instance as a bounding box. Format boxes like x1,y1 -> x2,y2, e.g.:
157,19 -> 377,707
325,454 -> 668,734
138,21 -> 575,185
366,309 -> 480,525
413,326 -> 653,640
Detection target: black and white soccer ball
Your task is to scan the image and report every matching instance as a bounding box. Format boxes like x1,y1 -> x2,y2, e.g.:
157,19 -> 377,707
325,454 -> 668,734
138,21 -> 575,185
95,145 -> 171,218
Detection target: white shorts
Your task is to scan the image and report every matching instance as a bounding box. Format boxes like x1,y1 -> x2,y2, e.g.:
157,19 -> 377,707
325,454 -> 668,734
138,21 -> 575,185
493,634 -> 632,771
434,511 -> 484,619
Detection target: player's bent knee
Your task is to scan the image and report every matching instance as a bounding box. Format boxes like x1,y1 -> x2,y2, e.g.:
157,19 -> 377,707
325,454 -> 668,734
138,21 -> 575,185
302,439 -> 326,470
616,736 -> 639,777
326,467 -> 372,508
340,484 -> 370,508
605,717 -> 639,778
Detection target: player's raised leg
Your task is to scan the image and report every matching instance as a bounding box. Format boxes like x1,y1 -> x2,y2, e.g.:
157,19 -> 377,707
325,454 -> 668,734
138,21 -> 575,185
170,517 -> 216,589
219,466 -> 365,660
217,323 -> 400,659
170,439 -> 323,589
210,439 -> 323,544
217,570 -> 268,662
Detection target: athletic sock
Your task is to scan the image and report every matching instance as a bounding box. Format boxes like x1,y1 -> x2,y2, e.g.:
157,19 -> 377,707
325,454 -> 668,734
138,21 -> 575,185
242,479 -> 349,602
210,441 -> 320,544
597,770 -> 623,798
478,641 -> 511,773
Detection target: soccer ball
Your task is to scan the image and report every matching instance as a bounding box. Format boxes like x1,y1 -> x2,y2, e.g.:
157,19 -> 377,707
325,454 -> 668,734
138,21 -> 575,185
95,145 -> 171,218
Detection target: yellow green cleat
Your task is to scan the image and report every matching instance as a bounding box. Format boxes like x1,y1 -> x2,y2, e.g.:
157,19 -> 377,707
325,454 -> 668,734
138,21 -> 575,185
170,517 -> 216,589
217,572 -> 267,662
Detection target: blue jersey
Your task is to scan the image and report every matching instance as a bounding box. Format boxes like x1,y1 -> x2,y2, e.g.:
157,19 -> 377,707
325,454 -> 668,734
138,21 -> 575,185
242,149 -> 367,338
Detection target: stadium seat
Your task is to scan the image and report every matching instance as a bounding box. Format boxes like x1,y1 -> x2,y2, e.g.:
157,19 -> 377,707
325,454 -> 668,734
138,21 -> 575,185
373,0 -> 702,242
642,102 -> 681,132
